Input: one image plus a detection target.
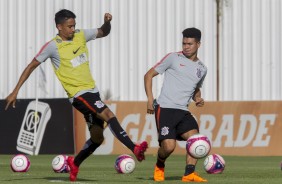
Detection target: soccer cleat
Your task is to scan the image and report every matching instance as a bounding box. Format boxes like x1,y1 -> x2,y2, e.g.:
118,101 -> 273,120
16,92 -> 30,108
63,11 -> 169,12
154,165 -> 165,181
133,141 -> 148,162
67,156 -> 79,182
181,172 -> 207,182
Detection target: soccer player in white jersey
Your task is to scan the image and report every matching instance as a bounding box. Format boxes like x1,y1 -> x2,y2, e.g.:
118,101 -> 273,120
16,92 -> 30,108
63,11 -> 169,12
5,9 -> 147,182
144,28 -> 207,182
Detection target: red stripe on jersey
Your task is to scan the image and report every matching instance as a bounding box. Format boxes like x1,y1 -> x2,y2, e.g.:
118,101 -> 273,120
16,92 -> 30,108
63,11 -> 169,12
177,51 -> 182,54
153,53 -> 172,68
76,96 -> 97,113
35,40 -> 52,58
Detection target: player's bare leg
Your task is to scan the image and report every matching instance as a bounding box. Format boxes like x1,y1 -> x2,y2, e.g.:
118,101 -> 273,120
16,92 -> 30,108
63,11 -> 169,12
154,139 -> 176,181
181,130 -> 207,182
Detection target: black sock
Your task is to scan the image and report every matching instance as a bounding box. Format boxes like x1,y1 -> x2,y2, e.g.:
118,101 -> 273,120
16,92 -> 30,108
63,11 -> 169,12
108,117 -> 135,152
184,164 -> 195,175
156,154 -> 166,168
74,139 -> 101,167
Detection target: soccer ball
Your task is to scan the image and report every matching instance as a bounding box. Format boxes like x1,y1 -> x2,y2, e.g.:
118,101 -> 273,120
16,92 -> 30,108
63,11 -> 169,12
52,155 -> 70,173
114,154 -> 135,174
186,134 -> 211,159
10,154 -> 30,172
204,154 -> 225,174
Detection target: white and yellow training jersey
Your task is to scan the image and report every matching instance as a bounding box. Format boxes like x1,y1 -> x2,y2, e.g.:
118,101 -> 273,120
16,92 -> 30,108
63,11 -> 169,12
35,29 -> 98,98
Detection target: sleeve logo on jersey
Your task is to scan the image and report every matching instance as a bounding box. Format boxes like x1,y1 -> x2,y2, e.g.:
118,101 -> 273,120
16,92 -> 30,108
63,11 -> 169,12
161,126 -> 169,136
56,38 -> 62,43
94,100 -> 105,109
196,68 -> 202,78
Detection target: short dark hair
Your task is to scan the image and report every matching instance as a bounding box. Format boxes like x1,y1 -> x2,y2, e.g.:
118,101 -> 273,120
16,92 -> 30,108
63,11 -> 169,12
55,9 -> 76,25
182,28 -> 201,42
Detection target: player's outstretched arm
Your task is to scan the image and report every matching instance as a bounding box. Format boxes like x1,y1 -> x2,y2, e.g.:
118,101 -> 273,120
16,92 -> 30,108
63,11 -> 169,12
96,13 -> 112,38
5,58 -> 41,110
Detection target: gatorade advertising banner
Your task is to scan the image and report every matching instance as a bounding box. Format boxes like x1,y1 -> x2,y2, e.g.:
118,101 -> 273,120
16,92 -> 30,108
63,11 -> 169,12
0,99 -> 74,155
74,101 -> 282,156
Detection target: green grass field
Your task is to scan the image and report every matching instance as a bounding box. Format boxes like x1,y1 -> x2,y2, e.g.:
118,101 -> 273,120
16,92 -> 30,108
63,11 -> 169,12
0,155 -> 281,184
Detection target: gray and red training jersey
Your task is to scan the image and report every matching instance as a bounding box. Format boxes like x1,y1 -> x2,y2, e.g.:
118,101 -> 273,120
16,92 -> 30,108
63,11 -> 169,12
154,52 -> 207,111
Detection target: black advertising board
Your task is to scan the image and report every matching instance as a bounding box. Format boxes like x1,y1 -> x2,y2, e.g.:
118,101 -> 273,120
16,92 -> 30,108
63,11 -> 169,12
0,98 -> 74,154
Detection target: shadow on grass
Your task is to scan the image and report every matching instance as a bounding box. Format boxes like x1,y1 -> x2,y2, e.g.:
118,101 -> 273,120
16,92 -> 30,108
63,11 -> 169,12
137,176 -> 181,181
0,177 -> 42,182
0,177 -> 97,182
44,177 -> 98,182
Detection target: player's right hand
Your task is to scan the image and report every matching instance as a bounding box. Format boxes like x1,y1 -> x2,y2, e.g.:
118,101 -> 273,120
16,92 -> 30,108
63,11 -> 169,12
147,101 -> 154,114
104,13 -> 112,23
5,92 -> 18,110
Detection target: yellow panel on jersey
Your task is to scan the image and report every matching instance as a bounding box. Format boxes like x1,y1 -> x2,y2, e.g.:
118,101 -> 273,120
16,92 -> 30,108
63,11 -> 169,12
53,30 -> 95,97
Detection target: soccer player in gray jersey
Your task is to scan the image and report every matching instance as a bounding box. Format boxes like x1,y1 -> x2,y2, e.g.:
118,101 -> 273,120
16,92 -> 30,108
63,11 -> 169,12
144,28 -> 207,182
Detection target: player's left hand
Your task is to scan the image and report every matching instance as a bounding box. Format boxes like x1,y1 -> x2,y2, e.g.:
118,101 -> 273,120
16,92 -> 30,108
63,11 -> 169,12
146,100 -> 155,114
104,13 -> 112,22
195,97 -> 204,107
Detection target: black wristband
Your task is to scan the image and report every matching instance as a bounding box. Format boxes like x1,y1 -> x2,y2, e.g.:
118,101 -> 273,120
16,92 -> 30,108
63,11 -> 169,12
100,22 -> 111,36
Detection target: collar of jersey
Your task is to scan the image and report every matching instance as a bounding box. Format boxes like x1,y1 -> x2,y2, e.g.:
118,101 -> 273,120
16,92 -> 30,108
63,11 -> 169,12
55,34 -> 73,43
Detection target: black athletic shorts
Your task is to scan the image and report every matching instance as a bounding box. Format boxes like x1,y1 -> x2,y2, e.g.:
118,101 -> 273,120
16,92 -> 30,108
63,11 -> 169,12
72,92 -> 107,129
154,101 -> 199,142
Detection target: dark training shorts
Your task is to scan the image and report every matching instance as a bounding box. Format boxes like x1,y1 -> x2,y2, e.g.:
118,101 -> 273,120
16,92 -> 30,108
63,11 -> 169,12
154,102 -> 199,142
72,92 -> 107,129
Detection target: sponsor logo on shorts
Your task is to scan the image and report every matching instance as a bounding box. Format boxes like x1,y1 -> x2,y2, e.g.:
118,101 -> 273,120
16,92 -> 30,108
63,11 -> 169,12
94,100 -> 105,108
161,126 -> 169,136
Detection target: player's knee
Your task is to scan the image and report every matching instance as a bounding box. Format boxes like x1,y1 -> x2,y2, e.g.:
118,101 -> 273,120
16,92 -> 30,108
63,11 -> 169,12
89,123 -> 104,144
90,134 -> 104,145
164,146 -> 175,154
96,136 -> 104,144
162,141 -> 176,154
